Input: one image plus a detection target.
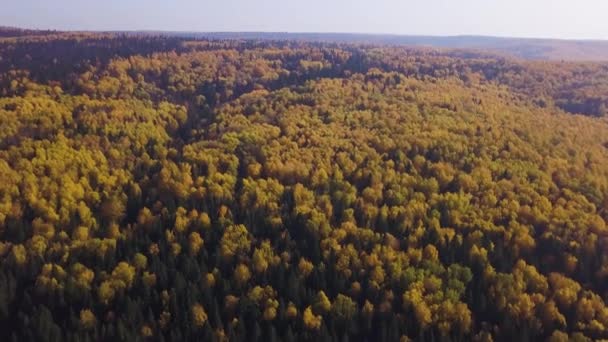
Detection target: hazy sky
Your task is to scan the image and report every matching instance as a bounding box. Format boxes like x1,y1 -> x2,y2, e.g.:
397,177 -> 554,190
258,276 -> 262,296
3,0 -> 608,40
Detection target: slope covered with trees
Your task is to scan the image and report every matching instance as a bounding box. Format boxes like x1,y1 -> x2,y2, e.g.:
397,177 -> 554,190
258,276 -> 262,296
2,33 -> 608,341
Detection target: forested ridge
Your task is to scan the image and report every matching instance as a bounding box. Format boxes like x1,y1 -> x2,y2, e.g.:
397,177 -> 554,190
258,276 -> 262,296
2,32 -> 608,341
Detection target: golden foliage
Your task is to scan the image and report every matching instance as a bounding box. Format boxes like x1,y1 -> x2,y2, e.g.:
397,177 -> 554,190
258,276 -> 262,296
79,309 -> 96,330
192,303 -> 208,327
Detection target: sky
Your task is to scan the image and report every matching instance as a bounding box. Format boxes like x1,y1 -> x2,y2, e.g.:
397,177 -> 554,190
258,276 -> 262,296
2,0 -> 608,40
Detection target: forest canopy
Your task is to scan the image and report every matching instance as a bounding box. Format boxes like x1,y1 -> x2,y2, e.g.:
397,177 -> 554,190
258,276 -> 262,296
1,32 -> 608,341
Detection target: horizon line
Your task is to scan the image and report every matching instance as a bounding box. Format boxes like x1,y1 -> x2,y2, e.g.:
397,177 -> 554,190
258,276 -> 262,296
4,25 -> 608,43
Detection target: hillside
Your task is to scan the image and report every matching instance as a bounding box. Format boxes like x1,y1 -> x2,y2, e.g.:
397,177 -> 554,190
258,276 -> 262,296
190,32 -> 608,62
1,33 -> 608,341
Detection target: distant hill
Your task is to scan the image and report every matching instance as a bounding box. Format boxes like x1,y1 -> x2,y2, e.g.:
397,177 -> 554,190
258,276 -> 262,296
167,32 -> 608,61
0,26 -> 59,38
5,26 -> 608,61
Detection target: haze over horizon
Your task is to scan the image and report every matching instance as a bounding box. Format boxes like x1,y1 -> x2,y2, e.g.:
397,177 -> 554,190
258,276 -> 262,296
2,0 -> 608,41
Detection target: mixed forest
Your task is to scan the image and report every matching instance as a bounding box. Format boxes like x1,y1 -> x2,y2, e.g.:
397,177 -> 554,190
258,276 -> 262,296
3,29 -> 608,341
